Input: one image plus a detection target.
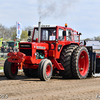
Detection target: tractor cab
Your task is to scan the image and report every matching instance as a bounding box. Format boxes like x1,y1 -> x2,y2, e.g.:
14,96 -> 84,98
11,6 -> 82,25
32,24 -> 80,44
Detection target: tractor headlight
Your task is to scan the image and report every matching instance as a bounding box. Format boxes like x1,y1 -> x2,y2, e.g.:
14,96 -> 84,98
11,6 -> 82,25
35,52 -> 39,56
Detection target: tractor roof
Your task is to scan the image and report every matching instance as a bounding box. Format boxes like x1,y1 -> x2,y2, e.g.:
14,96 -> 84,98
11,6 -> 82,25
33,25 -> 57,28
33,24 -> 78,33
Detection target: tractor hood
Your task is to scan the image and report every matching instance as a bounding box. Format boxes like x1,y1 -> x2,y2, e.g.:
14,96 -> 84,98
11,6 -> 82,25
19,42 -> 49,64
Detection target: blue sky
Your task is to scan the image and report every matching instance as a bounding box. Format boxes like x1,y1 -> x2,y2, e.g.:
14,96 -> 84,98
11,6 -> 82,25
0,0 -> 100,39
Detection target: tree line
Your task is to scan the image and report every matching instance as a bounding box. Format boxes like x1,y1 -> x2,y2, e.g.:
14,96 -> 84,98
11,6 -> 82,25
84,36 -> 100,41
0,24 -> 33,41
0,23 -> 100,41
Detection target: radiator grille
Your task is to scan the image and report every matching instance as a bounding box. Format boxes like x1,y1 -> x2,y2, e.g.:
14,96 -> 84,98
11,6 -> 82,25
20,49 -> 32,56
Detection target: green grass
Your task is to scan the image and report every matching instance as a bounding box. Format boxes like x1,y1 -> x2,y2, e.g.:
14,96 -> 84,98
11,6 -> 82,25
0,58 -> 6,60
0,67 -> 3,70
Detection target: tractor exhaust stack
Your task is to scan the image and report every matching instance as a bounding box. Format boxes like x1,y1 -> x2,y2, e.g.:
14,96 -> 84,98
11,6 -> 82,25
38,22 -> 41,43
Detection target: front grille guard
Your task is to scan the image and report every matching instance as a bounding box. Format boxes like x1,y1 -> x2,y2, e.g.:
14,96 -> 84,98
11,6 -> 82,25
7,52 -> 26,63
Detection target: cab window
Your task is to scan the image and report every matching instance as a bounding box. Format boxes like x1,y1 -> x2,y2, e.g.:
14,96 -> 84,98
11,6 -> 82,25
73,32 -> 79,42
66,30 -> 73,41
58,29 -> 64,40
33,28 -> 56,41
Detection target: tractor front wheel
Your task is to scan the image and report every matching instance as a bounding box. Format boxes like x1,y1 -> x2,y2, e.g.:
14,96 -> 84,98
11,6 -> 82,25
4,59 -> 18,79
38,59 -> 53,81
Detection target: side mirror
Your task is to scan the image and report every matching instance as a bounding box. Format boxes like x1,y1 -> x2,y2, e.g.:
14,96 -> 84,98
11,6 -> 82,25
84,40 -> 86,46
27,38 -> 31,42
28,31 -> 31,36
63,31 -> 66,36
79,33 -> 82,35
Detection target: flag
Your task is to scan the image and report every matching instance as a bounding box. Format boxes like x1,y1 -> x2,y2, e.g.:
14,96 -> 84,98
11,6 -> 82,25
16,22 -> 22,39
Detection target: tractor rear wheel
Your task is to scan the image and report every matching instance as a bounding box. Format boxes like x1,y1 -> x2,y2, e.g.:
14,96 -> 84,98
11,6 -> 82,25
71,46 -> 90,79
38,59 -> 53,81
59,45 -> 78,78
4,59 -> 18,79
23,68 -> 38,78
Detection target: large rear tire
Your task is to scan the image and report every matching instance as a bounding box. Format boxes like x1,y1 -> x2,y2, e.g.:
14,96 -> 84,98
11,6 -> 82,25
23,68 -> 38,78
71,46 -> 90,79
4,59 -> 18,79
59,45 -> 78,78
38,59 -> 53,81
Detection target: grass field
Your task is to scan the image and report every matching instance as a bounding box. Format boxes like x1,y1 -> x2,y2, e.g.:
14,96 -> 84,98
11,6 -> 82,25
0,58 -> 6,60
0,67 -> 3,70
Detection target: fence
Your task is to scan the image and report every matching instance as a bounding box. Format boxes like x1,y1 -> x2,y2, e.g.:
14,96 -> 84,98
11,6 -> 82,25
0,47 -> 18,58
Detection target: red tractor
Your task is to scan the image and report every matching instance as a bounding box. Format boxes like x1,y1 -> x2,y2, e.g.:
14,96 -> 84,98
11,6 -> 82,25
4,22 -> 90,81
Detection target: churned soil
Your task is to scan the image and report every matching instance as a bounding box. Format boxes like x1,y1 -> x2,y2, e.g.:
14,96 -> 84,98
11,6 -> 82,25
0,72 -> 100,100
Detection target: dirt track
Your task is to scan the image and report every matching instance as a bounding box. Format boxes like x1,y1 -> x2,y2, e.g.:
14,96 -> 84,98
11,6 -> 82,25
0,60 -> 5,67
0,72 -> 100,100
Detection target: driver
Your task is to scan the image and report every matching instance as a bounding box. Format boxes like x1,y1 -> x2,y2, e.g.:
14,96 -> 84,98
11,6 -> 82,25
49,30 -> 56,40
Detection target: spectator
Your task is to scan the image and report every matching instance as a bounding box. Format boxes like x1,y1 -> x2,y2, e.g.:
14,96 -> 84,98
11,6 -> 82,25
7,47 -> 10,52
5,47 -> 8,53
1,46 -> 4,53
10,47 -> 13,52
14,47 -> 18,52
